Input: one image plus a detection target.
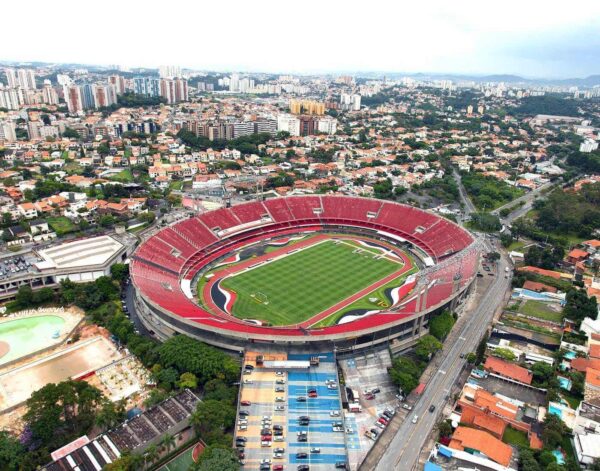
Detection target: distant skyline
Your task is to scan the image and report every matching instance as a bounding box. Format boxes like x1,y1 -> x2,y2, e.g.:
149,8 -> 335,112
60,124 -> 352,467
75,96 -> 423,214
4,0 -> 600,78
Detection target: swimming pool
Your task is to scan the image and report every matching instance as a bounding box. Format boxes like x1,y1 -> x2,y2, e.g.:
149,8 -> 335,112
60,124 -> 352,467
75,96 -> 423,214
558,376 -> 572,391
548,404 -> 563,418
0,315 -> 66,366
564,351 -> 577,360
552,449 -> 565,465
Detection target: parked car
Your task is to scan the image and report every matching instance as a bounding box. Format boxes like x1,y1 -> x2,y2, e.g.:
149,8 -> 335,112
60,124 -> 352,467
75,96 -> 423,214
240,400 -> 251,406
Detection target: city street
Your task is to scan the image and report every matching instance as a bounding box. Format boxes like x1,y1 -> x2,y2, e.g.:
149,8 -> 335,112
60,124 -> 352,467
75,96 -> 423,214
369,244 -> 511,471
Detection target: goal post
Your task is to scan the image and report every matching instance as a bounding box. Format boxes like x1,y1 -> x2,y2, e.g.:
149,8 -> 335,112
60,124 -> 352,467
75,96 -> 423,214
251,292 -> 269,305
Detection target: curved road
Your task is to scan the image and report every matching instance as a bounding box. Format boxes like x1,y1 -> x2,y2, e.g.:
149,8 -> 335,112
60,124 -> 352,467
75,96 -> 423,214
372,243 -> 511,470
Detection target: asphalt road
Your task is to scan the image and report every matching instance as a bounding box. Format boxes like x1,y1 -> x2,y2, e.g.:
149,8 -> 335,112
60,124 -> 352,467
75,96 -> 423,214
453,169 -> 476,216
373,241 -> 511,471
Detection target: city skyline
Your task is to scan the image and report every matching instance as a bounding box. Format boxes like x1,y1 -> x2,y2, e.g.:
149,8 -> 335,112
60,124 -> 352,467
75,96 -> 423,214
3,0 -> 600,79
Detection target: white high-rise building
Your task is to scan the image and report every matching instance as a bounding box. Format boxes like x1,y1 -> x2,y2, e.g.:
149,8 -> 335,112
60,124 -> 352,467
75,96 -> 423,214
0,86 -> 22,110
17,69 -> 36,89
340,93 -> 361,111
229,73 -> 240,92
4,69 -> 18,88
56,74 -> 74,87
159,65 -> 182,78
317,117 -> 338,135
42,81 -> 59,105
277,114 -> 300,136
0,121 -> 17,142
580,139 -> 599,153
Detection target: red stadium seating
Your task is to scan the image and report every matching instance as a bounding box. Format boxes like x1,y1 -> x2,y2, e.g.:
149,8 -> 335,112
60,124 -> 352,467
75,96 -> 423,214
263,198 -> 294,222
285,196 -> 322,220
230,201 -> 270,224
200,207 -> 242,231
132,196 -> 478,340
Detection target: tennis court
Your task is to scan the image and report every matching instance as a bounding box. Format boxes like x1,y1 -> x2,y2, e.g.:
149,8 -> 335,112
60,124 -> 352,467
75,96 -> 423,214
158,442 -> 203,471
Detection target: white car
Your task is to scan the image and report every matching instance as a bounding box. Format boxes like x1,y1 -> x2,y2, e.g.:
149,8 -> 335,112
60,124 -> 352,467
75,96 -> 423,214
275,405 -> 285,411
273,453 -> 284,459
276,371 -> 284,376
243,379 -> 253,384
261,459 -> 272,464
275,397 -> 285,402
412,415 -> 419,424
261,441 -> 272,447
329,410 -> 341,417
274,436 -> 284,442
238,425 -> 247,431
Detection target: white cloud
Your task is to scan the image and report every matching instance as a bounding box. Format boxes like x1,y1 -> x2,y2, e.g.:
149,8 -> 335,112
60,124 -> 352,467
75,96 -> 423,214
3,0 -> 600,76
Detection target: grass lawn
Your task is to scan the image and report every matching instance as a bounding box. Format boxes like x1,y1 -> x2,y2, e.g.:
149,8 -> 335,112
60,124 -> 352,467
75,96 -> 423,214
502,427 -> 529,448
110,169 -> 134,183
47,216 -> 77,236
169,180 -> 184,190
313,264 -> 418,327
561,391 -> 582,410
220,240 -> 400,326
519,300 -> 563,323
507,240 -> 526,252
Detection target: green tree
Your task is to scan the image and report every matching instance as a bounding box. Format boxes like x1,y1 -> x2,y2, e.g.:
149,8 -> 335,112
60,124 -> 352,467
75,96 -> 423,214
178,372 -> 198,390
476,332 -> 489,364
96,398 -> 126,431
437,420 -> 452,439
531,361 -> 555,388
428,310 -> 455,341
415,335 -> 442,361
0,431 -> 25,470
160,433 -> 176,453
492,348 -> 517,362
190,446 -> 239,471
15,285 -> 33,307
110,263 -> 129,282
24,380 -> 104,448
158,335 -> 239,383
191,399 -> 236,438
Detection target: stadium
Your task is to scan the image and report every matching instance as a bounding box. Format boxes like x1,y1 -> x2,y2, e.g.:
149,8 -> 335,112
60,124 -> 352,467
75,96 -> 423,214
131,195 -> 480,353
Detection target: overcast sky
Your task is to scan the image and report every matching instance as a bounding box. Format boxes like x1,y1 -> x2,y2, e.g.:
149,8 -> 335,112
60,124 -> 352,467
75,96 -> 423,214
4,0 -> 600,78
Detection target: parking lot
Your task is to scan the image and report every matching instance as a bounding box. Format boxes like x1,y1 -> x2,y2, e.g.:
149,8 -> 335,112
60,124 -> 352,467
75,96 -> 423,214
236,351 -> 348,471
339,349 -> 400,470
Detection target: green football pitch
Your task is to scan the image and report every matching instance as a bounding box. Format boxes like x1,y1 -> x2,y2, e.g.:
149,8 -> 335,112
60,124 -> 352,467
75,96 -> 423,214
220,240 -> 401,326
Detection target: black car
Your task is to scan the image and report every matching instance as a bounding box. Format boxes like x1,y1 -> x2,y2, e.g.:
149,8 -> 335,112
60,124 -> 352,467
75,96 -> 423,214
244,364 -> 254,370
335,462 -> 348,469
239,410 -> 249,416
299,416 -> 310,421
299,420 -> 309,426
261,428 -> 272,435
298,435 -> 308,442
273,425 -> 283,431
429,405 -> 436,413
236,437 -> 247,442
297,466 -> 310,471
260,465 -> 270,471
296,452 -> 308,459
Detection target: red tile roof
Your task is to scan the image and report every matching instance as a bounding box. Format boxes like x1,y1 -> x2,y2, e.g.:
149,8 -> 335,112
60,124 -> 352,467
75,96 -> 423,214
448,426 -> 512,467
484,356 -> 533,385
